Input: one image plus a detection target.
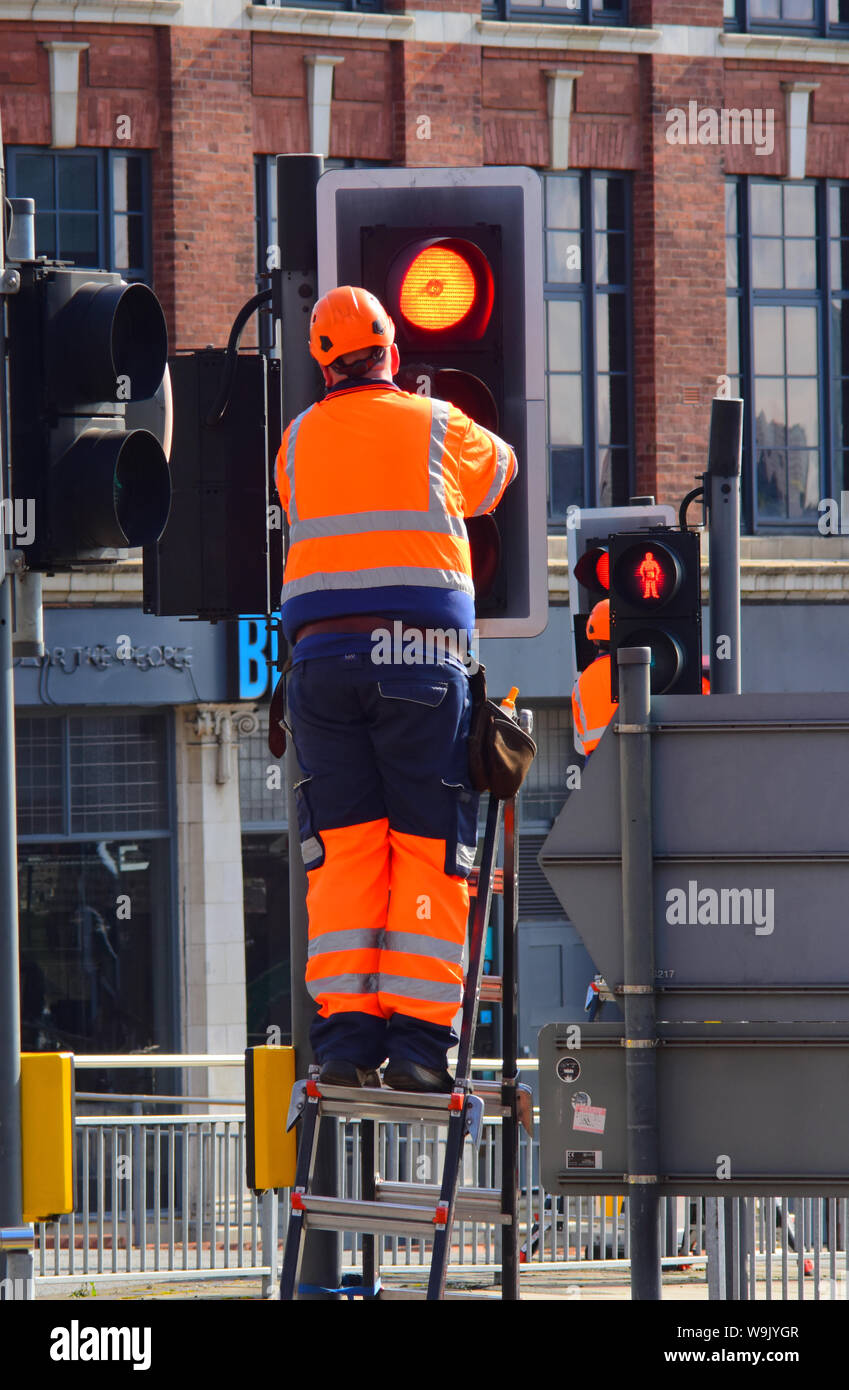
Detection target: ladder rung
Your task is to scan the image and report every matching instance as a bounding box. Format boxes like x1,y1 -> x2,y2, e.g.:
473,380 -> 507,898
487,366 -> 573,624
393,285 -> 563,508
377,1286 -> 502,1301
376,1182 -> 509,1224
313,1084 -> 458,1125
478,975 -> 503,1003
298,1195 -> 439,1238
468,867 -> 503,896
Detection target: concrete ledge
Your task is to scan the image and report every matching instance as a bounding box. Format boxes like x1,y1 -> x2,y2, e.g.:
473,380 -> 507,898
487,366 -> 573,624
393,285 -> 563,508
38,534 -> 849,607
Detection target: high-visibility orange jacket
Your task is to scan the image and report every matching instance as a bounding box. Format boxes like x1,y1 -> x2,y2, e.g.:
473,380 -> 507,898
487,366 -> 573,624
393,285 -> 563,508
572,653 -> 618,756
274,380 -> 517,642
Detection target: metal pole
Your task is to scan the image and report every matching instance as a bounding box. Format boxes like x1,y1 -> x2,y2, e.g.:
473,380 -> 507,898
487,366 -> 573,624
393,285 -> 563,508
500,795 -> 520,1301
0,114 -> 33,1298
276,154 -> 339,1300
617,646 -> 661,1300
706,396 -> 744,1292
707,396 -> 743,696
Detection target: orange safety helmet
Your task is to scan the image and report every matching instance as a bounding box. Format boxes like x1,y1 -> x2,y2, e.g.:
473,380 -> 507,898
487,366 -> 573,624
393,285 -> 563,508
586,599 -> 610,644
309,285 -> 395,367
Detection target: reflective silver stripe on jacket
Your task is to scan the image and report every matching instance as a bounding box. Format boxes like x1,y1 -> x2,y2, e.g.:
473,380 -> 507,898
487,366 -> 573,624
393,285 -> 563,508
291,508 -> 468,542
284,565 -> 475,599
306,973 -> 373,1001
470,431 -> 516,517
573,680 -> 607,751
382,932 -> 465,965
284,408 -> 312,526
307,928 -> 379,958
376,975 -> 462,1002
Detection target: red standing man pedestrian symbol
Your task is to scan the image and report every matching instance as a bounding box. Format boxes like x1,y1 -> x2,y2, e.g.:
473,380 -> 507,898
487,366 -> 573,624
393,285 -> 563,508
638,550 -> 662,600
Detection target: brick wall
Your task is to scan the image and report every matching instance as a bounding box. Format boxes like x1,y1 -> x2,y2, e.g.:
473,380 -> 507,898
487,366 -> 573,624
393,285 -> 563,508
252,35 -> 392,161
154,28 -> 255,352
0,22 -> 159,146
394,42 -> 483,165
4,15 -> 849,506
633,57 -> 726,506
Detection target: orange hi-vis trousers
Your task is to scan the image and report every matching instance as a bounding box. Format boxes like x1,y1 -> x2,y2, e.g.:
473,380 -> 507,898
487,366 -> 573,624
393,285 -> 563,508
286,651 -> 480,1070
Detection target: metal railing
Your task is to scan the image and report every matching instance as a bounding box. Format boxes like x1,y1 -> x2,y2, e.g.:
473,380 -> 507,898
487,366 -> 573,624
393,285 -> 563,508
31,1056 -> 849,1298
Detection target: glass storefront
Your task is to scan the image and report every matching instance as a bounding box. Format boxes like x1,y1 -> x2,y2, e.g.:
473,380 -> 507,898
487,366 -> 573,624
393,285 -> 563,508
16,711 -> 177,1071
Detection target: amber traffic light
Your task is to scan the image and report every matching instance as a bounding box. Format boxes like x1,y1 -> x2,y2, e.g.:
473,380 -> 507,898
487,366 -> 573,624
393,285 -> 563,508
393,238 -> 494,338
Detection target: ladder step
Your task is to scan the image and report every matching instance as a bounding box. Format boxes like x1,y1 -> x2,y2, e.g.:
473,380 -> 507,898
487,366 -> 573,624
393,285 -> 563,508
377,1286 -> 502,1301
297,1195 -> 440,1238
478,975 -> 502,1003
313,1083 -> 463,1126
376,1182 -> 509,1224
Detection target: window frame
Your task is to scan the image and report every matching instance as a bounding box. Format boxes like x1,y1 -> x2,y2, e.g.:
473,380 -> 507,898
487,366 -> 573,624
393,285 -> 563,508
482,0 -> 628,24
254,0 -> 382,9
6,146 -> 153,285
16,707 -> 175,843
544,170 -> 635,525
724,0 -> 849,39
728,174 -> 847,532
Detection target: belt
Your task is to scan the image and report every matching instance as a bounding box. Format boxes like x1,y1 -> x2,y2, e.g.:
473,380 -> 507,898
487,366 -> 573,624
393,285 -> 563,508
294,616 -> 427,644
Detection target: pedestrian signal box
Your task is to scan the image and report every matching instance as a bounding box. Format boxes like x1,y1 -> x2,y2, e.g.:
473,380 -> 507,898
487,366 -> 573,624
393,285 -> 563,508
608,528 -> 702,696
567,504 -> 675,680
315,167 -> 545,638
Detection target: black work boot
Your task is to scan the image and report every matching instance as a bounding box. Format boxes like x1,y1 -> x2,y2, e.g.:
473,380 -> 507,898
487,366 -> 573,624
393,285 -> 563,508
318,1059 -> 382,1088
383,1059 -> 455,1093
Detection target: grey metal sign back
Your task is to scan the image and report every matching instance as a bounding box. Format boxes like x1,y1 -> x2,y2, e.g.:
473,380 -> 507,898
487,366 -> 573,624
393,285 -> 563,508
540,692 -> 849,1022
539,1021 -> 849,1196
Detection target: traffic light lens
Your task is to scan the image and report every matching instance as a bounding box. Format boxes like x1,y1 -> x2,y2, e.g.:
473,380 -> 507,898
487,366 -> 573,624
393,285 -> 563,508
389,237 -> 495,341
612,542 -> 681,607
623,628 -> 685,694
574,545 -> 610,597
400,247 -> 476,330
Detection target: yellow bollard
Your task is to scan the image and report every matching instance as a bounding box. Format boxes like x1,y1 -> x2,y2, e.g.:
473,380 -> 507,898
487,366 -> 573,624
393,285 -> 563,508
21,1052 -> 74,1222
245,1046 -> 297,1191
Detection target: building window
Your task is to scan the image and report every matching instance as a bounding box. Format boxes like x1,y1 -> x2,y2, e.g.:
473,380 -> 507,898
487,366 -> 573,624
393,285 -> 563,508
482,0 -> 627,23
545,172 -> 633,522
724,0 -> 849,36
727,177 -> 847,529
256,0 -> 381,9
238,722 -> 287,830
7,149 -> 152,283
238,725 -> 290,1046
16,712 -> 175,1058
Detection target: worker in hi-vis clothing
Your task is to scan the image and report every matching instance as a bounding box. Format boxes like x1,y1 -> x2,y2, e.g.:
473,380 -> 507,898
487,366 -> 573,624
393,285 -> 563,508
275,286 -> 517,1093
571,599 -> 618,757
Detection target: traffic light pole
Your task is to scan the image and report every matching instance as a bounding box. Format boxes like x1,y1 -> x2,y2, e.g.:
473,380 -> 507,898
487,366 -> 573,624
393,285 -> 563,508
707,397 -> 744,697
275,154 -> 340,1300
0,118 -> 33,1301
617,647 -> 662,1300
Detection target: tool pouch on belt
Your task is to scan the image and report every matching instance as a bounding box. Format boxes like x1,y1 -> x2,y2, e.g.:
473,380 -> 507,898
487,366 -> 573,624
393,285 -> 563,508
268,656 -> 293,758
467,664 -> 536,800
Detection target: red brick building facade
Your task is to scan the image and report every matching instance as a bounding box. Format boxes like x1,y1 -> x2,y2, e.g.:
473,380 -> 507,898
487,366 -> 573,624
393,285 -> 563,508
3,1 -> 849,517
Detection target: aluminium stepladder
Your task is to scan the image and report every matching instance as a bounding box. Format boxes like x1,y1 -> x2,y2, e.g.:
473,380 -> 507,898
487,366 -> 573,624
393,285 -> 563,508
279,792 -> 530,1301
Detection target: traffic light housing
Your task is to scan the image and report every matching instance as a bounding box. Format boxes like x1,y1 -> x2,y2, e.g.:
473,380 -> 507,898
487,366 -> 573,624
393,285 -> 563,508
567,503 -> 675,678
608,527 -> 702,696
143,350 -> 282,620
7,262 -> 170,569
315,167 -> 545,638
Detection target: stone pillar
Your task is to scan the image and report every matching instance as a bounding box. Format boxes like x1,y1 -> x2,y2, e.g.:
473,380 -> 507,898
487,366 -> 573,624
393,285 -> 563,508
175,704 -> 259,1105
